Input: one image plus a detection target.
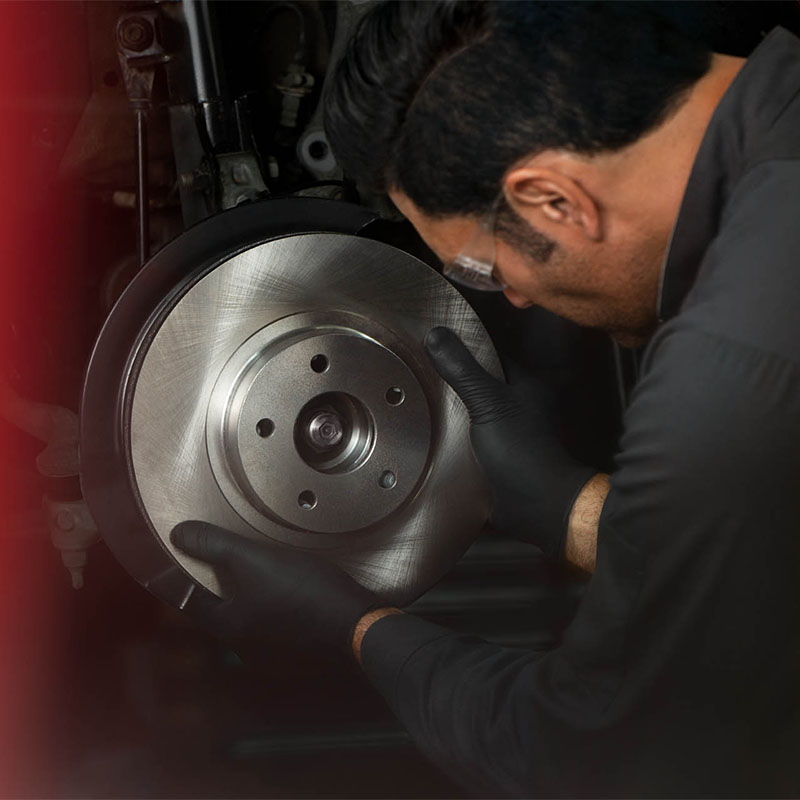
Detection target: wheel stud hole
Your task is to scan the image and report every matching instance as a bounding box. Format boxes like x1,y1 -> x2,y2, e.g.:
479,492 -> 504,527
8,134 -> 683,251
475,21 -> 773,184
385,386 -> 404,406
298,490 -> 317,510
310,354 -> 329,373
256,418 -> 275,438
379,470 -> 397,490
309,140 -> 329,161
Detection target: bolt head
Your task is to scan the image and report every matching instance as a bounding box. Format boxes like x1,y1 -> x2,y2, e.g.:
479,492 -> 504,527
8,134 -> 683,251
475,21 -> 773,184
119,16 -> 154,52
307,411 -> 344,450
231,163 -> 251,185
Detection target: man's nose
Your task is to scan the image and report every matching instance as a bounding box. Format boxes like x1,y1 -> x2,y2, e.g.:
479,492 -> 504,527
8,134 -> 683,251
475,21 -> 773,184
503,287 -> 534,309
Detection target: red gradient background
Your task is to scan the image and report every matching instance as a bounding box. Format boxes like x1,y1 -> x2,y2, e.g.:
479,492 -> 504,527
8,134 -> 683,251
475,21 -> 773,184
0,3 -> 94,794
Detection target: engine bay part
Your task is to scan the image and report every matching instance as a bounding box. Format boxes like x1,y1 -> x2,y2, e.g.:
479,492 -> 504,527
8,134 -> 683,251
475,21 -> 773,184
80,199 -> 501,606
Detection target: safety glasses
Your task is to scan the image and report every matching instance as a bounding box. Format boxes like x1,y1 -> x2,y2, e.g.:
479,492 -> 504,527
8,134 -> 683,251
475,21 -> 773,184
442,196 -> 507,292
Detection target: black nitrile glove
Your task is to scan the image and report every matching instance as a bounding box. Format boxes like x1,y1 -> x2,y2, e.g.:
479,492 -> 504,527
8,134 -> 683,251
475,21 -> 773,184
170,521 -> 380,657
425,326 -> 595,562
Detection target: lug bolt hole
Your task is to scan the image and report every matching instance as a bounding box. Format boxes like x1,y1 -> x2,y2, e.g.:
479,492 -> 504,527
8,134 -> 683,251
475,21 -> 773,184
385,386 -> 404,406
309,139 -> 329,161
256,418 -> 275,438
298,490 -> 317,510
310,354 -> 329,373
379,470 -> 397,490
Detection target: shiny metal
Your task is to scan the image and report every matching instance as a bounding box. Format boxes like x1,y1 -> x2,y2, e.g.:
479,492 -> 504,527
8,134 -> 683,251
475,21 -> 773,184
205,312 -> 432,534
128,233 -> 501,603
307,411 -> 344,450
135,108 -> 149,265
182,0 -> 231,150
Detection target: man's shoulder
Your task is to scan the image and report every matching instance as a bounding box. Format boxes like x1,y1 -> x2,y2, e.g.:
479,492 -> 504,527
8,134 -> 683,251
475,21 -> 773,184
676,156 -> 800,367
619,323 -> 800,525
745,28 -> 800,168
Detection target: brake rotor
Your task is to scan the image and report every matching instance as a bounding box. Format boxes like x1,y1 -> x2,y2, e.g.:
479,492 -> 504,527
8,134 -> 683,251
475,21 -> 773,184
81,199 -> 501,607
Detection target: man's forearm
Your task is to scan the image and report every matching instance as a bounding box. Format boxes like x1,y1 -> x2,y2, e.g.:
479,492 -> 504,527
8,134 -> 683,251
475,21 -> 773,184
564,473 -> 609,573
352,607 -> 403,664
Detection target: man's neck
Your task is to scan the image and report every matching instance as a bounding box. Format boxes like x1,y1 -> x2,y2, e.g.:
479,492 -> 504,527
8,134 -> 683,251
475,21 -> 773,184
592,53 -> 745,233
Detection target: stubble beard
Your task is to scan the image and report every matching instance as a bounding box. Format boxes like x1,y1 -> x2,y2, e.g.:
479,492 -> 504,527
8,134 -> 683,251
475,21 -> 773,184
546,240 -> 664,349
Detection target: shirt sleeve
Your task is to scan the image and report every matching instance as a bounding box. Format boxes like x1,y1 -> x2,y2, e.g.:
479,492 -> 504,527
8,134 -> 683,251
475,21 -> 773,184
361,324 -> 800,798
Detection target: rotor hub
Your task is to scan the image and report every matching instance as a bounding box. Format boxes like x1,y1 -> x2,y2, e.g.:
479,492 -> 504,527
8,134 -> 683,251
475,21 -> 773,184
207,313 -> 432,533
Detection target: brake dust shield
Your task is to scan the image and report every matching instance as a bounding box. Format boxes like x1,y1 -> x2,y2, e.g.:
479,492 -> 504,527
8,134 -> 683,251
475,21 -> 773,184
80,200 -> 501,607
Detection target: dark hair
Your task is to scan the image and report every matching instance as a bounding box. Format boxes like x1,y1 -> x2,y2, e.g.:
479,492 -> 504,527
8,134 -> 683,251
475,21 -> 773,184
324,1 -> 712,221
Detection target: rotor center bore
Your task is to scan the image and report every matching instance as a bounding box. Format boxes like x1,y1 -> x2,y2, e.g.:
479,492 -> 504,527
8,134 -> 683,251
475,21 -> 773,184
294,392 -> 375,474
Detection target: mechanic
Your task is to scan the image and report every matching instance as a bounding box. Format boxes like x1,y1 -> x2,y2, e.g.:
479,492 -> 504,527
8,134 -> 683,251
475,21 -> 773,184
169,2 -> 800,796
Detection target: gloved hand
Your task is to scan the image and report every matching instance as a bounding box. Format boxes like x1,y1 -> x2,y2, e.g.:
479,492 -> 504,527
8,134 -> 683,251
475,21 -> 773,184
425,326 -> 595,562
170,521 -> 380,658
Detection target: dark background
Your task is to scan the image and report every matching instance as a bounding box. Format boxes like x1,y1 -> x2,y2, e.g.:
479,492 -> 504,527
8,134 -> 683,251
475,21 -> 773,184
1,2 -> 798,797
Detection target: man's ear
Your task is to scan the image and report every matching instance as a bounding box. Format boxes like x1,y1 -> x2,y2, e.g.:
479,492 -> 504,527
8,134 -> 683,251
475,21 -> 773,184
503,166 -> 602,242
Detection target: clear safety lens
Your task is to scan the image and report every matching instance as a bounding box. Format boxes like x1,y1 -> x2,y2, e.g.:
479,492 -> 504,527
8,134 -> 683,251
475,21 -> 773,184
444,254 -> 506,291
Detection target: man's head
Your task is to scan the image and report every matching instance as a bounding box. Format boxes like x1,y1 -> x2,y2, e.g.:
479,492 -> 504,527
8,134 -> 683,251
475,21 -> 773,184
325,1 -> 742,345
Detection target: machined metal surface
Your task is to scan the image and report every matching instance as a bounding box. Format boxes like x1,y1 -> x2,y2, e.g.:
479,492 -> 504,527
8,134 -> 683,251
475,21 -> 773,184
129,233 -> 500,602
81,200 -> 502,607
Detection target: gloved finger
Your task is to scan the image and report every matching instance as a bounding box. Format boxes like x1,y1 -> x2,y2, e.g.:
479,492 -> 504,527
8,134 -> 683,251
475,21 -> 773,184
171,520 -> 247,568
425,327 -> 506,421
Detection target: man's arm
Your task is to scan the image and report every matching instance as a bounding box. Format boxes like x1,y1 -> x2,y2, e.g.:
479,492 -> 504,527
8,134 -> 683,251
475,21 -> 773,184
564,472 -> 609,573
352,607 -> 404,665
353,325 -> 800,797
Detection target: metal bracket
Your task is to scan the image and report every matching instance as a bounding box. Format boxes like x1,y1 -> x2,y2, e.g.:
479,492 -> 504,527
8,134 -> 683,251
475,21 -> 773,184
217,151 -> 268,210
116,8 -> 171,266
44,497 -> 100,590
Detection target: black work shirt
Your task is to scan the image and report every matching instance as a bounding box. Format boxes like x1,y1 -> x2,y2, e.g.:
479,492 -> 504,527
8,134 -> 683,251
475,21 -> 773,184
360,28 -> 800,798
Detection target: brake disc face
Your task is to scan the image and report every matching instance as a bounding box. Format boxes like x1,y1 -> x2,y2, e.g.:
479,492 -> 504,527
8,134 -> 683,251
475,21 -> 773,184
82,207 -> 501,606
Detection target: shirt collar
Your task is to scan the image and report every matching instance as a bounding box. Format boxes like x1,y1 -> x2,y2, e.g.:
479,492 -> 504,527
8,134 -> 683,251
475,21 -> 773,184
657,27 -> 800,322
